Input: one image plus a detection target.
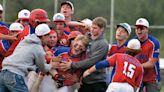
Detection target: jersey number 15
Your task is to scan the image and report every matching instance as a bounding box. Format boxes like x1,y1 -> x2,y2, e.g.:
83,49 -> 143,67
123,61 -> 136,79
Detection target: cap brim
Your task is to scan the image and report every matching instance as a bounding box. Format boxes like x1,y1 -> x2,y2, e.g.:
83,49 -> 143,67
9,30 -> 22,32
116,24 -> 125,29
116,24 -> 121,28
54,20 -> 65,22
19,18 -> 29,20
47,31 -> 51,35
125,47 -> 141,53
135,24 -> 147,27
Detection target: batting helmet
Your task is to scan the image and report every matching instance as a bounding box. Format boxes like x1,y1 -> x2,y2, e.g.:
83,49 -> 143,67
29,9 -> 50,28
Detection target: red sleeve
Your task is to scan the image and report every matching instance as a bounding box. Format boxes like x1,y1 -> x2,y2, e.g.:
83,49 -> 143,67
5,38 -> 21,57
0,26 -> 9,35
107,54 -> 117,66
136,67 -> 143,87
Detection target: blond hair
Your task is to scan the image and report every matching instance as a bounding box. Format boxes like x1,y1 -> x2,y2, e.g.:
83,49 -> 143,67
74,35 -> 89,47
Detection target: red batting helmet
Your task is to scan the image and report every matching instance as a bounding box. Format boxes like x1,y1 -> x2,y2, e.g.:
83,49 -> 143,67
29,9 -> 50,27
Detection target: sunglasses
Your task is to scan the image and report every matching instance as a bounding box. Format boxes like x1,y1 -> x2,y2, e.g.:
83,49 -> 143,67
136,26 -> 146,30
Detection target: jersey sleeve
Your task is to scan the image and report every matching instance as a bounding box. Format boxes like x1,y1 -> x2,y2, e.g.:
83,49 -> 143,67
152,40 -> 160,58
136,67 -> 144,88
106,54 -> 117,66
53,46 -> 70,56
95,59 -> 109,70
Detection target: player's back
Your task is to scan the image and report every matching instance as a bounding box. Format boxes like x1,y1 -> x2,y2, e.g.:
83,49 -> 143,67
110,53 -> 143,88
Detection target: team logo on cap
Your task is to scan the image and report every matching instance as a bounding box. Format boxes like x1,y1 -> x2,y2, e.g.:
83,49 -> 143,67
24,13 -> 28,16
20,25 -> 23,29
122,23 -> 128,29
139,19 -> 143,23
56,15 -> 64,19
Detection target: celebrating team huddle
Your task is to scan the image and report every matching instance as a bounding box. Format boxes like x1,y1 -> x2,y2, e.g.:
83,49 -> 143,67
0,1 -> 161,92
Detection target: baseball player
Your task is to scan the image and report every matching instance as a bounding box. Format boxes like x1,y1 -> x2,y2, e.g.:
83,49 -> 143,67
5,9 -> 50,57
46,30 -> 58,49
0,4 -> 17,41
108,23 -> 131,56
17,9 -> 30,27
60,1 -> 81,31
50,35 -> 89,92
0,23 -> 24,69
134,18 -> 161,92
60,1 -> 74,23
53,13 -> 71,46
83,39 -> 144,92
107,23 -> 131,83
32,32 -> 88,92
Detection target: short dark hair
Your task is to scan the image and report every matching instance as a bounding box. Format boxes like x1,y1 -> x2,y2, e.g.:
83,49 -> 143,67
92,17 -> 107,29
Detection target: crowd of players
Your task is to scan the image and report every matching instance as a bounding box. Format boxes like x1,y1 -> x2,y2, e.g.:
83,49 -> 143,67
0,1 -> 161,92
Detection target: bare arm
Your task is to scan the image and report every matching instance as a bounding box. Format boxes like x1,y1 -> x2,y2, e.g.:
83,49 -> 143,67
142,58 -> 158,69
0,33 -> 17,41
66,21 -> 84,27
83,65 -> 96,78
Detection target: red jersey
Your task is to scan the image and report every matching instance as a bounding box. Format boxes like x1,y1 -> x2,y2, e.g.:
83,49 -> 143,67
58,29 -> 70,46
108,41 -> 128,83
135,36 -> 160,83
108,42 -> 128,56
0,40 -> 10,68
55,49 -> 85,86
0,22 -> 9,35
59,52 -> 82,62
107,53 -> 143,88
64,26 -> 71,33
